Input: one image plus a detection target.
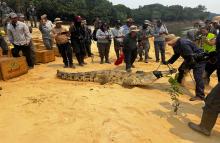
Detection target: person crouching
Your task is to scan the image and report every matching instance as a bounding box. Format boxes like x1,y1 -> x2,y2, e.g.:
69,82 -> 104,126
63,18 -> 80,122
164,34 -> 206,101
52,18 -> 74,68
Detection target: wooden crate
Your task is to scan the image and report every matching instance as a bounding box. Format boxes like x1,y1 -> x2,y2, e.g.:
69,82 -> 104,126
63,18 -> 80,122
54,47 -> 61,57
0,48 -> 2,57
35,44 -> 46,50
35,50 -> 55,63
0,57 -> 28,80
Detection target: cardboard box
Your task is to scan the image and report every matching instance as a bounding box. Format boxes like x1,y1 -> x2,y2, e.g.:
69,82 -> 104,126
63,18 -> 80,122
0,57 -> 28,80
35,50 -> 55,63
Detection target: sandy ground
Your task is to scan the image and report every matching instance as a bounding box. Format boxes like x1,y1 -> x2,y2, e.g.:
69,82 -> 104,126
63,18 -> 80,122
0,28 -> 219,143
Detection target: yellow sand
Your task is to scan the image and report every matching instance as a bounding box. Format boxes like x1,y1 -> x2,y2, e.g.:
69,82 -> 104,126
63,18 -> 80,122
0,28 -> 219,143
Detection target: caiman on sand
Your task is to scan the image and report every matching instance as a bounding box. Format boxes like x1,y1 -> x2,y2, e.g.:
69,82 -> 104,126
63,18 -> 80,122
57,68 -> 177,86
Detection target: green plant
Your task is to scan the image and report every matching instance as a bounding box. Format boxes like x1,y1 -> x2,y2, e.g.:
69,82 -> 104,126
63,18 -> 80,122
168,77 -> 182,115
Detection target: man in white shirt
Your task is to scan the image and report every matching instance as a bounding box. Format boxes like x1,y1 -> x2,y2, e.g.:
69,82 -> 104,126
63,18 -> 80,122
111,20 -> 124,59
7,13 -> 34,68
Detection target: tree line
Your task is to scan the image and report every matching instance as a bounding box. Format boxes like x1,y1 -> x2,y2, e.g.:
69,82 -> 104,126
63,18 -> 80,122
4,0 -> 210,24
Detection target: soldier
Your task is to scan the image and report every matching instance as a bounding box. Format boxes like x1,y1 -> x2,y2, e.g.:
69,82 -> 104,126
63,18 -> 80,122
188,83 -> 220,136
27,4 -> 37,28
164,34 -> 206,101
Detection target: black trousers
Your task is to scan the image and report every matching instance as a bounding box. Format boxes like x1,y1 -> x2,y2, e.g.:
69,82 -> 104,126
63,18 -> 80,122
177,61 -> 205,98
57,43 -> 73,66
72,41 -> 86,64
205,61 -> 220,83
12,44 -> 34,67
85,41 -> 92,57
123,48 -> 137,70
204,83 -> 220,113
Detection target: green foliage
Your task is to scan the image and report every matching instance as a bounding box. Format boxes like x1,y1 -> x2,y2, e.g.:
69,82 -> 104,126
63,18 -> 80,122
168,77 -> 183,115
4,0 -> 210,24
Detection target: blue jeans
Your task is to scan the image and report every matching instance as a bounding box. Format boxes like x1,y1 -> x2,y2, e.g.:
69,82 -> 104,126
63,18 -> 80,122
43,38 -> 53,50
154,41 -> 165,62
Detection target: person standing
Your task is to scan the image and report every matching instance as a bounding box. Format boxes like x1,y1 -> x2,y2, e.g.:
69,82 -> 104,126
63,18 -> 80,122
18,13 -> 36,65
138,20 -> 153,63
96,23 -> 112,64
153,20 -> 168,64
111,20 -> 124,60
120,18 -> 134,37
27,4 -> 37,28
0,2 -> 13,33
165,34 -> 205,101
188,83 -> 220,136
52,18 -> 74,68
123,25 -> 140,72
200,26 -> 219,84
7,13 -> 34,68
82,20 -> 93,57
70,16 -> 86,66
39,14 -> 54,50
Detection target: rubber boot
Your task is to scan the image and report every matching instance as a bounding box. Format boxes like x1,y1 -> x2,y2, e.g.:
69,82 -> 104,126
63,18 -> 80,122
76,54 -> 83,66
188,110 -> 218,136
100,57 -> 104,64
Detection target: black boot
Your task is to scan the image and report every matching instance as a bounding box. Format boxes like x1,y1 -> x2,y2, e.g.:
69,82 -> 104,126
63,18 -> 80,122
100,57 -> 104,64
188,110 -> 218,136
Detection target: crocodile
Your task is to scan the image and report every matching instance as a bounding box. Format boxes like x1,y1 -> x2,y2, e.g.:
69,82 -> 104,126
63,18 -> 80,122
57,69 -> 177,86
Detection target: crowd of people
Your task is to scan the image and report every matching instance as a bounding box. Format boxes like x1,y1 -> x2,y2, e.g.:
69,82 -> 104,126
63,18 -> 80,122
0,2 -> 220,137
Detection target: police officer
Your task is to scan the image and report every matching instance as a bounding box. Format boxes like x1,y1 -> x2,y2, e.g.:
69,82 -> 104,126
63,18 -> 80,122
165,34 -> 206,101
188,83 -> 220,136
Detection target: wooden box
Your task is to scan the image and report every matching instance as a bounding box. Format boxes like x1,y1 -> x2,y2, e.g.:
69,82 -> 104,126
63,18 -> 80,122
35,50 -> 55,63
0,57 -> 28,80
0,48 -> 2,57
35,44 -> 46,50
54,47 -> 61,57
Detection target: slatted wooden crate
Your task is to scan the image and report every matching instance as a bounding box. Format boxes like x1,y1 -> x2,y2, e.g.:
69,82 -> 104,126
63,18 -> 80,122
35,50 -> 55,63
0,48 -> 2,57
54,47 -> 61,57
0,57 -> 28,80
